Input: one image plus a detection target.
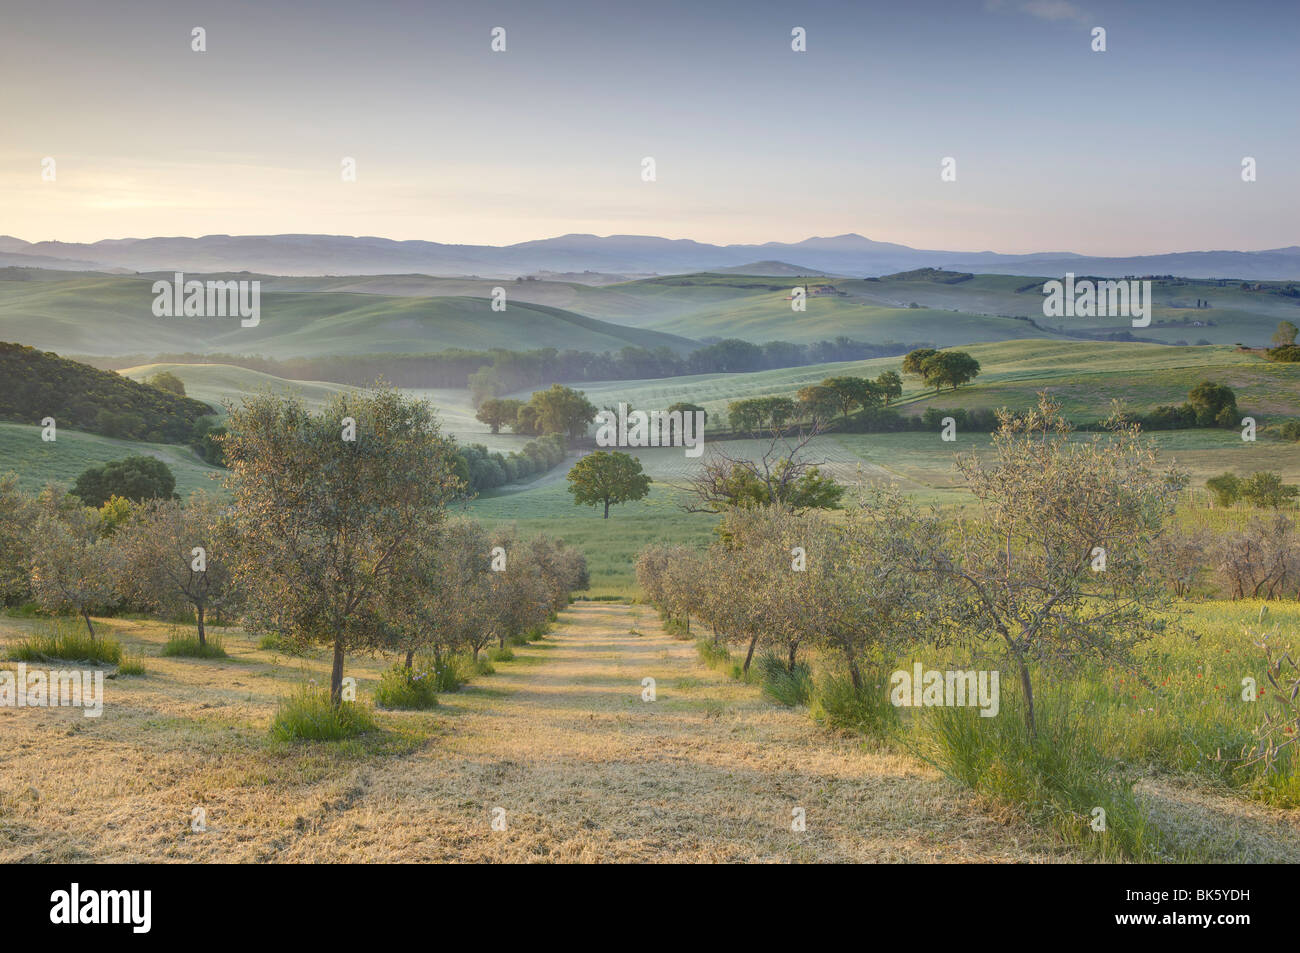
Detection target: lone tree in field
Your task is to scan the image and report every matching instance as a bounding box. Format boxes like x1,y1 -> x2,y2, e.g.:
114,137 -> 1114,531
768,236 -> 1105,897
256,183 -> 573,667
222,386 -> 462,705
1273,320 -> 1298,348
918,394 -> 1186,737
875,371 -> 903,405
920,350 -> 981,391
145,371 -> 187,396
116,493 -> 233,647
566,450 -> 651,518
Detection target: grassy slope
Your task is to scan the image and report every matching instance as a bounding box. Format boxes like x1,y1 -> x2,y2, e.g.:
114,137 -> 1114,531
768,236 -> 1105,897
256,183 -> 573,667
114,363 -> 533,452
0,422 -> 225,496
569,340 -> 1299,427
601,272 -> 1300,346
0,275 -> 697,358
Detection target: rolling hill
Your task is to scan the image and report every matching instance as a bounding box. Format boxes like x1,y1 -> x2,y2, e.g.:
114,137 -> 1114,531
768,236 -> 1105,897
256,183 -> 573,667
0,422 -> 225,496
115,362 -> 534,452
0,274 -> 698,357
567,339 -> 1300,429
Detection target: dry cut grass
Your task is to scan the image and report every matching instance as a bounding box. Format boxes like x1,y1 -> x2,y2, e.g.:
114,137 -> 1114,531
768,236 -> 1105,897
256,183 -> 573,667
1,604 -> 1295,862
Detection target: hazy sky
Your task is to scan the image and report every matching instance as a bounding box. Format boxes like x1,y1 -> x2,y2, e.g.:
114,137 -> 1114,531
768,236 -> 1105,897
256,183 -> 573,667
2,0 -> 1296,254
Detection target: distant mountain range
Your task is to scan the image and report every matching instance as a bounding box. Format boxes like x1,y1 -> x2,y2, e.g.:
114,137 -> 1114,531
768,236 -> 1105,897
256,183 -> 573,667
2,232 -> 1298,280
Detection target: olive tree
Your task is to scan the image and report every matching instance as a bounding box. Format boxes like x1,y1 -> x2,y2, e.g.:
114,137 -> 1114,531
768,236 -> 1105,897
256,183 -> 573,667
28,492 -> 120,638
0,473 -> 35,605
388,517 -> 493,668
918,395 -> 1186,736
222,386 -> 462,705
116,493 -> 235,646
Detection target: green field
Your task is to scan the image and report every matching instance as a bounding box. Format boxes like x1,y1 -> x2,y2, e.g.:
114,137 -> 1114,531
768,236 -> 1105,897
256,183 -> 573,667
0,422 -> 225,496
467,480 -> 718,597
563,339 -> 1300,429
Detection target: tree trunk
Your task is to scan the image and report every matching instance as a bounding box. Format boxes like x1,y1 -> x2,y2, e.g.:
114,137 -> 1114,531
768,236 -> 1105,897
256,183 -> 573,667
329,637 -> 346,707
195,604 -> 206,647
743,635 -> 759,674
82,610 -> 95,640
845,654 -> 862,692
788,641 -> 798,671
404,650 -> 414,669
1017,656 -> 1036,739
603,499 -> 610,519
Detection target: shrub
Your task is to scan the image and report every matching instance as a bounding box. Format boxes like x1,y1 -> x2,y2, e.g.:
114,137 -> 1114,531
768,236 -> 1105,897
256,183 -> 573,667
423,655 -> 466,692
920,694 -> 1157,861
161,631 -> 227,658
757,651 -> 813,707
489,646 -> 516,662
9,620 -> 122,665
269,684 -> 377,741
810,670 -> 899,737
72,455 -> 177,508
374,664 -> 440,710
470,657 -> 495,677
116,656 -> 147,676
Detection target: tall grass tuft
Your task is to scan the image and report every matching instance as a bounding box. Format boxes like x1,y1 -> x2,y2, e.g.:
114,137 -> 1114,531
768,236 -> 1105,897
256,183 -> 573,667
757,651 -> 813,707
270,684 -> 377,741
9,619 -> 121,665
374,665 -> 439,710
920,693 -> 1158,861
161,630 -> 227,659
810,669 -> 900,737
116,656 -> 147,677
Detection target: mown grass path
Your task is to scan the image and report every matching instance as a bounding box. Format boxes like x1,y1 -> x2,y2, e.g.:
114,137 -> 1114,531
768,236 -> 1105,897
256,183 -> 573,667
277,602 -> 1072,862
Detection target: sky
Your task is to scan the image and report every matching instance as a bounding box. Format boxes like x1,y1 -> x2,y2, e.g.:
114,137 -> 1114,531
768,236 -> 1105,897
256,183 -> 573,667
1,0 -> 1297,255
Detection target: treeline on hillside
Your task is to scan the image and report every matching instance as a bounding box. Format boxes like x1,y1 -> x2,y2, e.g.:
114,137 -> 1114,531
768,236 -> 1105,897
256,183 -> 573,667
0,386 -> 589,726
459,434 -> 568,492
0,342 -> 216,443
84,337 -> 922,393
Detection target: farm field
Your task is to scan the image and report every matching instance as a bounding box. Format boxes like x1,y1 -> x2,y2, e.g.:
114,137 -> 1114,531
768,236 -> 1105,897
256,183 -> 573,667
2,602 -> 1295,863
